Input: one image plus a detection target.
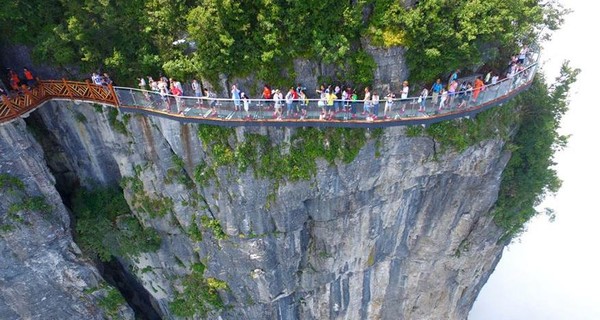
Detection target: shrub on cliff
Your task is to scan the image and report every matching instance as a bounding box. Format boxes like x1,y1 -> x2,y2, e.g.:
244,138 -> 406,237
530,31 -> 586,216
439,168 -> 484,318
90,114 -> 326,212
71,186 -> 162,261
494,62 -> 579,240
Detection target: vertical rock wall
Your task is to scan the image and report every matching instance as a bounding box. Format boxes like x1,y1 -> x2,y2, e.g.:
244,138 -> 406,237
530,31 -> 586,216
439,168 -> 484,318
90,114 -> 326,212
0,119 -> 133,319
7,100 -> 511,319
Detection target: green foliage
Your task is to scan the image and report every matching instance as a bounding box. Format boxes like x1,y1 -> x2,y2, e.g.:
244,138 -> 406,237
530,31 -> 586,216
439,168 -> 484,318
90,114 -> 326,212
107,108 -> 128,135
200,215 -> 227,240
74,110 -> 88,123
197,126 -> 236,167
1,174 -> 50,230
93,103 -> 104,113
195,126 -> 378,208
98,286 -> 127,319
1,0 -> 566,89
234,128 -> 370,183
411,63 -> 577,240
0,224 -> 15,234
369,0 -> 560,83
197,126 -> 235,147
165,154 -> 195,189
121,174 -> 174,219
137,194 -> 174,219
194,161 -> 216,188
188,215 -> 203,242
0,0 -> 64,43
8,196 -> 52,215
0,224 -> 16,233
494,62 -> 579,240
405,125 -> 424,137
0,174 -> 25,191
170,263 -> 227,318
425,101 -> 518,153
347,50 -> 377,88
72,186 -> 161,261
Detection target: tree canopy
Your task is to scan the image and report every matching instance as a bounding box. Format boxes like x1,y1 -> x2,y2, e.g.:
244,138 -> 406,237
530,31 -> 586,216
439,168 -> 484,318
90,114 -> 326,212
1,0 -> 568,87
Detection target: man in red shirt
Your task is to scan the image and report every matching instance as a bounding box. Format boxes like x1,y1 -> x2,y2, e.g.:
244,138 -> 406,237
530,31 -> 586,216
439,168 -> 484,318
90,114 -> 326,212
472,76 -> 484,102
23,67 -> 36,88
262,84 -> 272,109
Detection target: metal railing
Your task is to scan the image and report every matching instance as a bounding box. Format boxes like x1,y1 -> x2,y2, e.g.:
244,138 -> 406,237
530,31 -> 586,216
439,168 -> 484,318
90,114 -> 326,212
1,53 -> 538,128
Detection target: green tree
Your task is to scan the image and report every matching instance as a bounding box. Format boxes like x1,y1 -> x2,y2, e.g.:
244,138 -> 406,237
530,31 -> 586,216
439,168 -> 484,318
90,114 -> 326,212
72,186 -> 162,261
494,61 -> 579,240
370,0 -> 557,82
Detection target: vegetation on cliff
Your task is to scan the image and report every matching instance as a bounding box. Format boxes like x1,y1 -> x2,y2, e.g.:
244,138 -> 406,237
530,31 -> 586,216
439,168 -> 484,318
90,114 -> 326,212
71,186 -> 162,261
170,262 -> 228,318
494,62 -> 579,240
1,0 -> 565,87
409,62 -> 579,240
1,173 -> 53,233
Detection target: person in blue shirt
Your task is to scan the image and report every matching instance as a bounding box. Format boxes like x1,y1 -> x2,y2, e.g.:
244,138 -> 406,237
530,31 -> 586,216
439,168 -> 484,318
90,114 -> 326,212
448,69 -> 460,86
431,79 -> 443,106
231,84 -> 241,111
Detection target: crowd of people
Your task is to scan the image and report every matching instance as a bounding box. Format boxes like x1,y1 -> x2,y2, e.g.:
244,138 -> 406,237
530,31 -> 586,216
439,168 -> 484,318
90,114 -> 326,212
1,67 -> 38,97
91,72 -> 114,87
127,45 -> 532,120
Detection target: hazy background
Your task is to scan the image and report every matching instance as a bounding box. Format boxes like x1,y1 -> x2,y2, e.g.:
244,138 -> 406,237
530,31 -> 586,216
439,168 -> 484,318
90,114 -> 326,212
469,0 -> 600,319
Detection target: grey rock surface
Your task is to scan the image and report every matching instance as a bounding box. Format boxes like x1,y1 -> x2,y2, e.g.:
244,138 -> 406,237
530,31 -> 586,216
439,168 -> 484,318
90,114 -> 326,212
362,38 -> 410,95
11,100 -> 512,320
0,119 -> 133,320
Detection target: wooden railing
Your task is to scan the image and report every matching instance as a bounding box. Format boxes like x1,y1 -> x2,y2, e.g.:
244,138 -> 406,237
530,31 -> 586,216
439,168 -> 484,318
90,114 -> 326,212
0,80 -> 119,124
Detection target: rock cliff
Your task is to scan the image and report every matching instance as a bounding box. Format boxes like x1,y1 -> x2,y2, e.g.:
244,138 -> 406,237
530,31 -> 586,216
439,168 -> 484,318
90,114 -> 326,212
1,99 -> 509,319
0,118 -> 133,319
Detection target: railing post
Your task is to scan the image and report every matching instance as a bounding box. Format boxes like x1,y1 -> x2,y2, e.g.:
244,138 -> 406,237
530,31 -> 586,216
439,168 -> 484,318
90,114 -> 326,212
85,79 -> 95,100
63,78 -> 74,99
130,89 -> 137,106
107,83 -> 119,108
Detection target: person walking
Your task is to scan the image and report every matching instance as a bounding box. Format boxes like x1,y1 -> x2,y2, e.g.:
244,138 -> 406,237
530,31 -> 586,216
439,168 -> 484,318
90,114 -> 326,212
431,79 -> 443,107
231,84 -> 241,111
362,87 -> 371,115
192,79 -> 201,97
472,76 -> 484,102
419,87 -> 428,112
384,91 -> 395,119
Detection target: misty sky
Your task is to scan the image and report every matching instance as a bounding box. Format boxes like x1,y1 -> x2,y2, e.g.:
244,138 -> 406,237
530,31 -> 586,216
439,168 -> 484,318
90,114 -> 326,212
469,1 -> 600,319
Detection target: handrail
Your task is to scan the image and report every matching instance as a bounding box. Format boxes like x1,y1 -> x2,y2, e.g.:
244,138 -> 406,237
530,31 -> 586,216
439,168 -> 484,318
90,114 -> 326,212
0,53 -> 538,128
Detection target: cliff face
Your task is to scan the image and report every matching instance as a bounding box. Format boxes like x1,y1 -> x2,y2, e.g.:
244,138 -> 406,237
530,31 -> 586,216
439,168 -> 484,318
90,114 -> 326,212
0,100 -> 509,319
0,119 -> 133,319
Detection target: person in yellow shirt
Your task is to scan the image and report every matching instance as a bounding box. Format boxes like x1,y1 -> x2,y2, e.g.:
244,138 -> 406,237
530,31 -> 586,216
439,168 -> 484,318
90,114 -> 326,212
326,89 -> 336,120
